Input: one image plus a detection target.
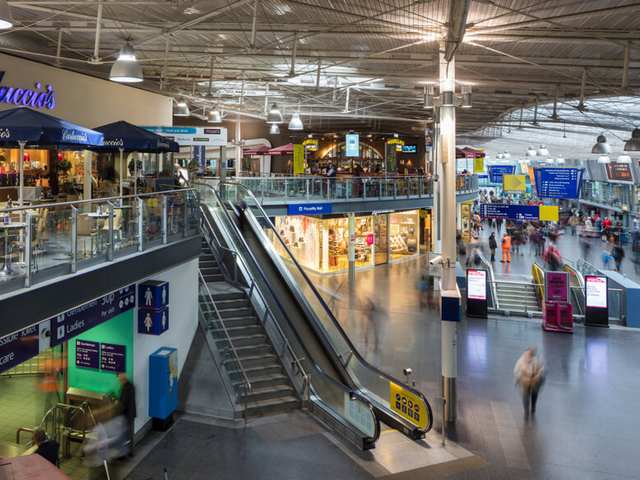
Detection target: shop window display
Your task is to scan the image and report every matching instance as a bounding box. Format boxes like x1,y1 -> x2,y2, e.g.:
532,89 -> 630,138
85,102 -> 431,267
389,211 -> 419,259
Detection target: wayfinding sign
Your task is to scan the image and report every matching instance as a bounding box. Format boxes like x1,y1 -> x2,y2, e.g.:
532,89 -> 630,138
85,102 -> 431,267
480,204 -> 539,222
389,381 -> 429,430
534,167 -> 583,199
488,165 -> 515,184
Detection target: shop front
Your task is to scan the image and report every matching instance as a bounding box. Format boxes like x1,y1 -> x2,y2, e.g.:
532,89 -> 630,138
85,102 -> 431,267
272,209 -> 424,273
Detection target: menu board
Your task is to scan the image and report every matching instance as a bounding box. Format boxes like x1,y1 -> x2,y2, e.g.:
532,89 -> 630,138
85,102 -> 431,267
75,340 -> 100,369
585,275 -> 608,309
605,163 -> 633,183
488,165 -> 515,184
100,343 -> 126,372
534,167 -> 583,199
467,269 -> 487,301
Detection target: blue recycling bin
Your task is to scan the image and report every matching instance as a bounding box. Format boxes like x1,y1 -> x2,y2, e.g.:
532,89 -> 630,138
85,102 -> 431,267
149,347 -> 178,430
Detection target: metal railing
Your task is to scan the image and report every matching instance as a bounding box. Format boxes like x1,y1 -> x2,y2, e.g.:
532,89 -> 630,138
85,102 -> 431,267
198,187 -> 380,447
206,181 -> 433,438
0,188 -> 199,295
198,174 -> 478,203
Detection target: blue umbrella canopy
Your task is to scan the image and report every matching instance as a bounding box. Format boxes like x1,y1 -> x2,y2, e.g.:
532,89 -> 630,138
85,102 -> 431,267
93,120 -> 177,153
0,107 -> 103,148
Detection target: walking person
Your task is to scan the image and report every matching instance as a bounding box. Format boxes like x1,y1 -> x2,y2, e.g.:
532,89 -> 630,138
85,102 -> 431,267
488,232 -> 497,262
514,347 -> 545,419
117,373 -> 136,457
612,241 -> 625,272
501,232 -> 512,263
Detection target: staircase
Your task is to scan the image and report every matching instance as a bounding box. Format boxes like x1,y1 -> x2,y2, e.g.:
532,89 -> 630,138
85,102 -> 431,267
198,246 -> 299,417
495,281 -> 541,316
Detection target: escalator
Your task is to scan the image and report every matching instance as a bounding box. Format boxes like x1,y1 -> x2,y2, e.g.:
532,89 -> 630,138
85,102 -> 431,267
197,181 -> 433,444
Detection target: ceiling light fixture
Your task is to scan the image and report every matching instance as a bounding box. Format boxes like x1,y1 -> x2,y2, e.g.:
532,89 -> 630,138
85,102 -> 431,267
0,0 -> 12,29
288,112 -> 304,131
537,144 -> 549,156
266,103 -> 283,124
503,151 -> 511,159
526,145 -> 537,157
624,127 -> 640,152
461,85 -> 472,108
423,85 -> 434,109
208,109 -> 222,123
617,154 -> 632,164
597,155 -> 610,164
109,42 -> 143,83
556,157 -> 565,164
592,134 -> 611,154
270,123 -> 280,135
173,99 -> 190,117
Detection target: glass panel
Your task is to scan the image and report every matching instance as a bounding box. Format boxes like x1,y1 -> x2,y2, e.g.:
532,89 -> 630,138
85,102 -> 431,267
374,214 -> 388,265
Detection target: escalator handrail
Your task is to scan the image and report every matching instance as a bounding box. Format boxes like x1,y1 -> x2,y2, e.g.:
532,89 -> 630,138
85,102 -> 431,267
199,185 -> 380,442
218,181 -> 433,433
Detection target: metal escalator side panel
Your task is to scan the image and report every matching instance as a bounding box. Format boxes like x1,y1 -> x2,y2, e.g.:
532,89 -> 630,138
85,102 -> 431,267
227,182 -> 434,436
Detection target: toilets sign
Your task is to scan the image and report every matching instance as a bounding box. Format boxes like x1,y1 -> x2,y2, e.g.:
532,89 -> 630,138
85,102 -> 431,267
138,281 -> 170,336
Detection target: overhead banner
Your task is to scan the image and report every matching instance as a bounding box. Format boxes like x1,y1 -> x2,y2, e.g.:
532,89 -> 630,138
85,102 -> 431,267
293,144 -> 305,175
503,174 -> 526,192
143,126 -> 228,147
534,167 -> 583,199
488,165 -> 515,184
473,156 -> 485,174
346,133 -> 360,157
480,203 -> 559,223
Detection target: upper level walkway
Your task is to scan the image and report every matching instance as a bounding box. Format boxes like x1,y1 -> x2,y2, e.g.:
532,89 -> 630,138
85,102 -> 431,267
201,175 -> 479,215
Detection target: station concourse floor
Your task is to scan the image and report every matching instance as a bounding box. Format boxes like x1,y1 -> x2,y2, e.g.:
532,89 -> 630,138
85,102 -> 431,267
126,254 -> 640,480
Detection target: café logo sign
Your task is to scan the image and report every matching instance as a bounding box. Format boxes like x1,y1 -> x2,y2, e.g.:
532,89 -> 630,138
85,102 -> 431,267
62,129 -> 88,143
103,138 -> 125,147
0,71 -> 56,110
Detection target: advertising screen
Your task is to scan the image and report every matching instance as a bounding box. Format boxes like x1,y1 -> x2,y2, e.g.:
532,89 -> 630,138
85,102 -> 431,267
345,133 -> 359,157
467,269 -> 487,301
605,163 -> 633,182
585,275 -> 607,309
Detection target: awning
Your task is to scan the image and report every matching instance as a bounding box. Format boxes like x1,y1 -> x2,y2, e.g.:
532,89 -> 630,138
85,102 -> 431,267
244,145 -> 271,155
92,120 -> 176,153
267,143 -> 294,155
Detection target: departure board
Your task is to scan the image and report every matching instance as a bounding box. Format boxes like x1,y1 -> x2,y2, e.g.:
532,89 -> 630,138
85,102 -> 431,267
534,168 -> 583,199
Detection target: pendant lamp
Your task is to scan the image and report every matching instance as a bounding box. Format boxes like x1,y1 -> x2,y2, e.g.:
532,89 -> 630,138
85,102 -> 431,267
288,112 -> 304,131
592,134 -> 611,154
597,155 -> 610,164
624,128 -> 640,152
617,155 -> 632,164
208,109 -> 222,123
110,42 -> 144,83
0,0 -> 13,29
526,146 -> 537,157
269,123 -> 280,134
173,99 -> 190,117
266,103 -> 283,124
537,145 -> 549,156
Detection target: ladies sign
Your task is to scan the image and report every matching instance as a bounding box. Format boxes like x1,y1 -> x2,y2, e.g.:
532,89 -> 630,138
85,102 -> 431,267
0,72 -> 56,110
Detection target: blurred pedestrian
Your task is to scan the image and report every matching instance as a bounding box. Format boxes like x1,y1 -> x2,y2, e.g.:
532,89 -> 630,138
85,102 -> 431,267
117,373 -> 136,457
612,242 -> 625,272
501,232 -> 512,263
579,236 -> 591,260
514,347 -> 545,418
601,247 -> 613,269
362,298 -> 380,351
488,232 -> 497,262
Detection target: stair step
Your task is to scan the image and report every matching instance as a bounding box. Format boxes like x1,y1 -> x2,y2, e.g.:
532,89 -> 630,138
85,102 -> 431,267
203,274 -> 225,282
241,395 -> 300,417
214,316 -> 259,328
211,292 -> 246,301
216,307 -> 253,318
227,364 -> 283,381
211,298 -> 250,310
211,324 -> 264,337
239,385 -> 295,403
223,353 -> 277,369
214,333 -> 266,347
232,373 -> 288,390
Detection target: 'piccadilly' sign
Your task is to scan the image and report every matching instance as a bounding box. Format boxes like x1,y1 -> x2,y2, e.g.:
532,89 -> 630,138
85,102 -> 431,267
0,71 -> 56,110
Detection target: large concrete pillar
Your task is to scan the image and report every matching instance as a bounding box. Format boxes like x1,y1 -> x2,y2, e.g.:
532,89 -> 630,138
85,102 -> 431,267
438,43 -> 460,422
348,212 -> 356,287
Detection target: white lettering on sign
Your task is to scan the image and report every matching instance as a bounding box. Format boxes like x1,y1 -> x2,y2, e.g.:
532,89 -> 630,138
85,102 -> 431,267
0,351 -> 15,366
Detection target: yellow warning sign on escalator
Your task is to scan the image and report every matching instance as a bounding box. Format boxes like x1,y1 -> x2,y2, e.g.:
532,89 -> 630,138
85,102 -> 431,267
389,382 -> 429,430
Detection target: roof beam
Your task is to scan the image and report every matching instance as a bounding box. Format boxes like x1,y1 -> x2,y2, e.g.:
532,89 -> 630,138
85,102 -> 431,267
444,0 -> 471,61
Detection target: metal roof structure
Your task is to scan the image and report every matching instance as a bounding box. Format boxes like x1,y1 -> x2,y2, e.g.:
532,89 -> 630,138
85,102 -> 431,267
2,0 -> 639,136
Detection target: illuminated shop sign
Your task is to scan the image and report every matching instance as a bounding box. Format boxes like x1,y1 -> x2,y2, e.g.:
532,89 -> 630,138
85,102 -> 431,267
303,138 -> 319,151
0,71 -> 56,110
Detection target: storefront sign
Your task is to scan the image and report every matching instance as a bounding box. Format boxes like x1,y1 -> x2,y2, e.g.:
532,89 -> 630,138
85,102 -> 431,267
585,275 -> 608,309
143,126 -> 227,147
402,145 -> 417,153
303,138 -> 319,152
467,269 -> 487,301
605,163 -> 633,183
545,271 -> 569,303
75,340 -> 100,369
386,137 -> 405,152
0,72 -> 56,110
344,393 -> 377,438
287,203 -> 332,215
0,324 -> 39,374
293,144 -> 305,175
389,381 -> 428,430
51,284 -> 136,347
488,165 -> 515,183
100,343 -> 126,372
534,167 -> 583,199
346,133 -> 359,157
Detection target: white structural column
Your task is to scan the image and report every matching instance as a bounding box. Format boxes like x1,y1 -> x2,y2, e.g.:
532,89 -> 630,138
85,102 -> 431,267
347,212 -> 356,287
431,112 -> 441,254
438,43 -> 460,422
235,114 -> 242,178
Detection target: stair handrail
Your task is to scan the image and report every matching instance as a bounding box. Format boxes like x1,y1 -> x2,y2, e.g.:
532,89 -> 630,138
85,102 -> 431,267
198,269 -> 252,394
476,251 -> 499,310
198,186 -> 380,444
214,180 -> 433,435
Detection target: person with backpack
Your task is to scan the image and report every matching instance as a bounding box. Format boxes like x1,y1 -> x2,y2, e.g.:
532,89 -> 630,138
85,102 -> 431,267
489,232 -> 497,262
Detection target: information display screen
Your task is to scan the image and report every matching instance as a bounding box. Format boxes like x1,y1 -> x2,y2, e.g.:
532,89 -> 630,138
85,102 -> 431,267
345,133 -> 359,157
605,163 -> 633,182
467,269 -> 487,300
488,165 -> 515,184
534,167 -> 583,199
585,275 -> 608,309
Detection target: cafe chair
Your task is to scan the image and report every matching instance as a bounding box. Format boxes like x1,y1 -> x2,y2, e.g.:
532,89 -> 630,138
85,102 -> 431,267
76,214 -> 97,258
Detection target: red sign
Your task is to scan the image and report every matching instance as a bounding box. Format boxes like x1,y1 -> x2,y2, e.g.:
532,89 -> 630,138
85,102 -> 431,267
545,271 -> 568,303
366,233 -> 374,246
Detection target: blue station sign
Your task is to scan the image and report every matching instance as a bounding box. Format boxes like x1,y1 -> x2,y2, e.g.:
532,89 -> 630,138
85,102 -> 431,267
534,167 -> 583,199
480,203 -> 540,222
488,165 -> 515,184
287,203 -> 333,215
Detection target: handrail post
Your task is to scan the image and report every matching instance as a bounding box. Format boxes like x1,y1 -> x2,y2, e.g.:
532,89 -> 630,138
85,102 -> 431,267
161,195 -> 168,244
137,197 -> 144,252
107,202 -> 114,261
284,178 -> 289,198
24,211 -> 32,287
306,178 -> 310,200
183,193 -> 189,238
71,206 -> 78,273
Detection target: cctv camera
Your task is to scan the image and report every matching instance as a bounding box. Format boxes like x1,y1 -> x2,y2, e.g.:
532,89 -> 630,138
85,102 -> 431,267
433,174 -> 439,182
430,255 -> 443,266
403,368 -> 413,376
